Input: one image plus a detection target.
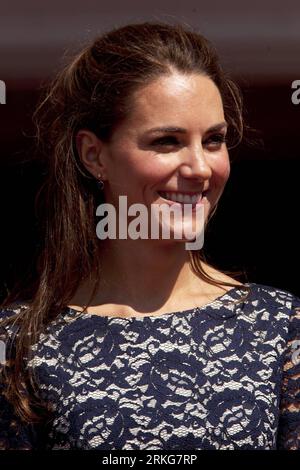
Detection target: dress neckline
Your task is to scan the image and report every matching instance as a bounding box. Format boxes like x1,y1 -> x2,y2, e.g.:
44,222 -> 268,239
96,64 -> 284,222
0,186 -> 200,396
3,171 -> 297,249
64,283 -> 252,322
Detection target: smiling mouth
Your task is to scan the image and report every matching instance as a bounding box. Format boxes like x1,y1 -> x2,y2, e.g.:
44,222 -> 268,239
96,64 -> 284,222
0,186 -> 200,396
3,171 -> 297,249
157,190 -> 205,204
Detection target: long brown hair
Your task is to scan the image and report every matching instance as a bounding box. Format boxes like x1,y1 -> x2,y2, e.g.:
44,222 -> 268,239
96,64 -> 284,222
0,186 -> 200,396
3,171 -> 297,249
0,21 -> 251,425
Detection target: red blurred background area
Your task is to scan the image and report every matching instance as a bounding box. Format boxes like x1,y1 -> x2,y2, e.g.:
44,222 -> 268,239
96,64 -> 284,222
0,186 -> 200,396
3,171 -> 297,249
0,0 -> 299,301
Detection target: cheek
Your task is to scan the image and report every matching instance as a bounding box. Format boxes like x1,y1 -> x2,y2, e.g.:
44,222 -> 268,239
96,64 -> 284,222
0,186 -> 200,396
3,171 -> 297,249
210,154 -> 231,192
121,154 -> 168,185
110,145 -> 155,180
108,150 -> 162,202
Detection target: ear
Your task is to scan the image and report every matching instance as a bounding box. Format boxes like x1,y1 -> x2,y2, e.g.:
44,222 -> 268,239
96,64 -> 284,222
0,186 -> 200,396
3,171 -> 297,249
75,129 -> 108,180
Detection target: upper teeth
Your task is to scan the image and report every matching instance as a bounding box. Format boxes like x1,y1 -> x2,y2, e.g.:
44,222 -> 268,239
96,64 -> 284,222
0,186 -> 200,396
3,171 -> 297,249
158,191 -> 202,204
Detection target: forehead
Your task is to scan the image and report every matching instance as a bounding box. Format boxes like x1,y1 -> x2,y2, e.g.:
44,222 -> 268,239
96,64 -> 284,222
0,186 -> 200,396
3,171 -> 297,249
127,72 -> 224,129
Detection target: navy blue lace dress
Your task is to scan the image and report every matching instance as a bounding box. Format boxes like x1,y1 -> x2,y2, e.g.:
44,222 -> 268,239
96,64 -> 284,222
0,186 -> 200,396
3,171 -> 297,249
0,282 -> 299,450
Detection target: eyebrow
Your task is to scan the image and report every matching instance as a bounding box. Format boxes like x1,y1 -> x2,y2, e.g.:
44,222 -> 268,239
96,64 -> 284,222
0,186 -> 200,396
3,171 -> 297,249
145,121 -> 228,135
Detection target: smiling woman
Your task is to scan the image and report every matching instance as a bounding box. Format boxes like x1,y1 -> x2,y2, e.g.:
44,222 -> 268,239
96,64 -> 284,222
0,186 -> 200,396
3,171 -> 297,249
0,21 -> 299,451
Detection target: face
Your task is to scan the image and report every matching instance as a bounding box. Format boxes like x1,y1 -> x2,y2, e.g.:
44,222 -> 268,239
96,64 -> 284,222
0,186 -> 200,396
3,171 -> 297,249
81,72 -> 230,244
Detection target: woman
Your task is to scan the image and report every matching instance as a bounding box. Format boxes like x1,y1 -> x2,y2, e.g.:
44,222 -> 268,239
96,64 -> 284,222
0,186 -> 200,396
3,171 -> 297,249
0,21 -> 299,450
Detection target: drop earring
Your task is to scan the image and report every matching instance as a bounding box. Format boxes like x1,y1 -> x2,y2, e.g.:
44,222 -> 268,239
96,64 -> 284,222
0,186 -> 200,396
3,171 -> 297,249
97,173 -> 105,191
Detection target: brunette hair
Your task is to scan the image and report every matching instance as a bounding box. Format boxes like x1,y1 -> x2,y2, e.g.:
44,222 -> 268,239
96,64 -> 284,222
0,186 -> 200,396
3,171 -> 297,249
0,21 -> 251,425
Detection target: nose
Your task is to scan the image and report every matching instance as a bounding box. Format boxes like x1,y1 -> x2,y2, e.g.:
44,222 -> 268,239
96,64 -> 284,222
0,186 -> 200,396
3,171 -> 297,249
178,144 -> 212,181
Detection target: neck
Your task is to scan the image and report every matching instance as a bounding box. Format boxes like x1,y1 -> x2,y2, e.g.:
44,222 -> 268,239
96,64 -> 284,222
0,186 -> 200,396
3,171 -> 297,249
72,238 -> 213,312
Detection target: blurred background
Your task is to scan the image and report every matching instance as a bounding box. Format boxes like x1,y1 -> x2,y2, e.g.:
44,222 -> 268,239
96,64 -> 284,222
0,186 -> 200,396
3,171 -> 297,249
0,0 -> 299,301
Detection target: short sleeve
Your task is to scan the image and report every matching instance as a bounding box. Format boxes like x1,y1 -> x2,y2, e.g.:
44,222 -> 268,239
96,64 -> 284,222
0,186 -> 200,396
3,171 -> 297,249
0,307 -> 40,450
277,295 -> 300,449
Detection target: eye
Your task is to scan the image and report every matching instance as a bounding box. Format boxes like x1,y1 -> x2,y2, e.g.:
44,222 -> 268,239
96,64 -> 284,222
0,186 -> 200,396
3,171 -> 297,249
150,133 -> 227,150
204,133 -> 227,148
151,136 -> 179,147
